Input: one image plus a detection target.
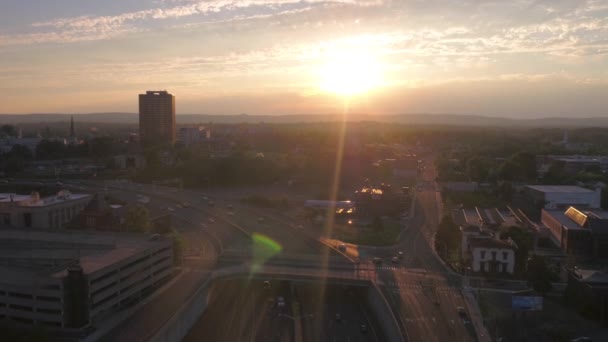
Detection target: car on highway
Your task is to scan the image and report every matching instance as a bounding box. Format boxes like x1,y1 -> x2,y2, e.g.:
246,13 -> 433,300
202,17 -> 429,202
391,256 -> 399,264
276,296 -> 285,308
372,257 -> 382,265
397,251 -> 404,258
571,337 -> 592,342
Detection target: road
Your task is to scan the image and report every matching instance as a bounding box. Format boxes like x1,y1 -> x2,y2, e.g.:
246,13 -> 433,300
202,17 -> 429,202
24,155 -> 480,342
184,279 -> 383,342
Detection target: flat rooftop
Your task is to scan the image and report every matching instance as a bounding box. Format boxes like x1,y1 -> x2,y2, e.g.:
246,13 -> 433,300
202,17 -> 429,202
0,191 -> 90,207
0,229 -> 169,281
526,185 -> 595,193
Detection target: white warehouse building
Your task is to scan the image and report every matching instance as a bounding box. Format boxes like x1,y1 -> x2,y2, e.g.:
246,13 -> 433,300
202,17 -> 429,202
524,185 -> 601,210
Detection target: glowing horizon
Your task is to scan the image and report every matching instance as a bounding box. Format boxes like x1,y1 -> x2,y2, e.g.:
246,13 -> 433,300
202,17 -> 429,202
1,1 -> 608,117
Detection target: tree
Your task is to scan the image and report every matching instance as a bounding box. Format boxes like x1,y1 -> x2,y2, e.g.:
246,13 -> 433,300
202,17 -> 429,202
435,215 -> 460,255
510,151 -> 537,180
372,216 -> 384,232
35,139 -> 65,160
4,156 -> 25,177
526,254 -> 558,294
0,124 -> 17,137
500,226 -> 533,274
466,157 -> 491,182
124,204 -> 151,233
7,144 -> 33,160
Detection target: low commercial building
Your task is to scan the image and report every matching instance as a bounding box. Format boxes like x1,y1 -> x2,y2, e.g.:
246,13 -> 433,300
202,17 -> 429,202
537,155 -> 608,176
353,185 -> 406,217
467,238 -> 516,274
524,185 -> 601,209
0,191 -> 91,229
113,154 -> 146,169
0,229 -> 173,330
178,126 -> 211,146
541,206 -> 608,257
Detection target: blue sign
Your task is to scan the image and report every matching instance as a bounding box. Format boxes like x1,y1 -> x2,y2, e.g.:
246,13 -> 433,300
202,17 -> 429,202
512,296 -> 543,311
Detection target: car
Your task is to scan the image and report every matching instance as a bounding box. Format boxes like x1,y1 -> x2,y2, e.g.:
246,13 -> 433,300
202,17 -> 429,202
397,251 -> 404,258
335,313 -> 342,322
372,257 -> 382,265
391,256 -> 399,264
457,307 -> 466,317
276,296 -> 285,307
227,204 -> 233,210
208,218 -> 215,223
167,206 -> 175,212
200,223 -> 208,228
182,202 -> 190,208
202,196 -> 208,201
263,280 -> 271,289
360,324 -> 368,334
571,338 -> 592,342
176,204 -> 183,208
258,217 -> 265,223
208,200 -> 215,206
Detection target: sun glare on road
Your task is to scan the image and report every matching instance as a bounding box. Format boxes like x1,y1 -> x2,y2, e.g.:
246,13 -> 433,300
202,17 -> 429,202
318,46 -> 384,97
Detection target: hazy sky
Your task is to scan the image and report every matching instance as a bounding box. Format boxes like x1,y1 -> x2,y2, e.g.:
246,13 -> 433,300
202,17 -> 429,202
1,0 -> 608,117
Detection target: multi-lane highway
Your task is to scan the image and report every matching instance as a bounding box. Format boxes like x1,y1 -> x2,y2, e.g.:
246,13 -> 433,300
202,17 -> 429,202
25,156 -> 483,342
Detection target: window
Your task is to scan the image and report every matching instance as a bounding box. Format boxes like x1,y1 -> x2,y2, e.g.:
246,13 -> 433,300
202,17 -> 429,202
23,213 -> 32,227
491,251 -> 497,260
2,213 -> 10,225
480,251 -> 486,259
502,251 -> 508,260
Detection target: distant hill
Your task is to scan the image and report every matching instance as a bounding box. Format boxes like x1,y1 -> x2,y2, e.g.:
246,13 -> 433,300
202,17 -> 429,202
0,112 -> 606,127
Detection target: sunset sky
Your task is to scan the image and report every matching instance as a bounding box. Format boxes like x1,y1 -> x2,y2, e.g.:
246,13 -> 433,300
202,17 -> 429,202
1,0 -> 608,117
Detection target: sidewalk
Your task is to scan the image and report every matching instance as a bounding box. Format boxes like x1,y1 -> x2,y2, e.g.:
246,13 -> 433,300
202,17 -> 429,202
462,287 -> 492,342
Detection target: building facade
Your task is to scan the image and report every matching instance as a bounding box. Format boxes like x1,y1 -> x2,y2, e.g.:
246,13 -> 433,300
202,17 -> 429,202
138,90 -> 176,147
0,230 -> 173,330
178,126 -> 210,146
0,191 -> 91,229
524,185 -> 601,209
541,206 -> 608,258
467,238 -> 516,274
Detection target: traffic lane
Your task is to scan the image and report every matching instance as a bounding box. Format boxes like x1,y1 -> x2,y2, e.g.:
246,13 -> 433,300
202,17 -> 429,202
383,274 -> 474,342
297,284 -> 381,342
185,279 -> 294,342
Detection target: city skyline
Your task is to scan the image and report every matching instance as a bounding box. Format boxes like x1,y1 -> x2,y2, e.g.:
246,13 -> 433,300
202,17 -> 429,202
1,0 -> 608,117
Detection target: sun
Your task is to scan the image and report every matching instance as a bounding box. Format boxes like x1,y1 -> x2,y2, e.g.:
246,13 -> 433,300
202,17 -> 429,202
319,47 -> 383,97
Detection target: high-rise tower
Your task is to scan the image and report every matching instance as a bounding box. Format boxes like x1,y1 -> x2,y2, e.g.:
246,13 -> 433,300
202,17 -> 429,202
138,91 -> 176,147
